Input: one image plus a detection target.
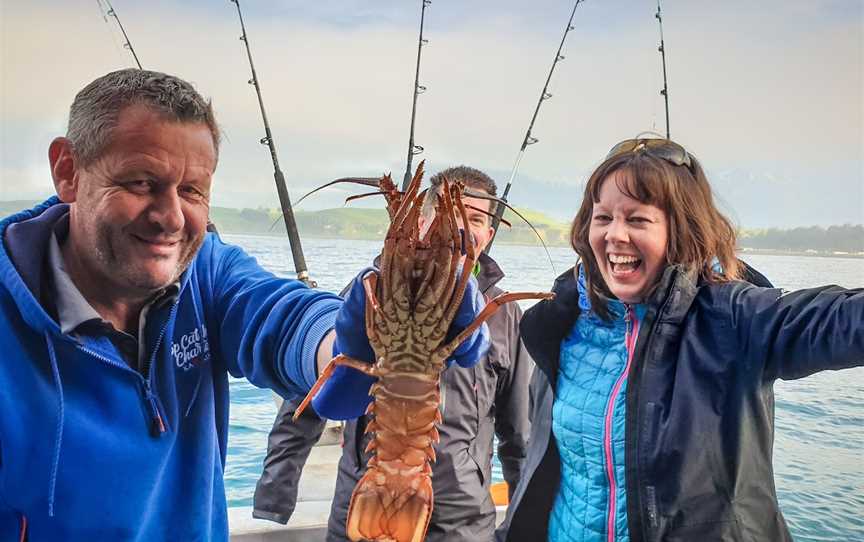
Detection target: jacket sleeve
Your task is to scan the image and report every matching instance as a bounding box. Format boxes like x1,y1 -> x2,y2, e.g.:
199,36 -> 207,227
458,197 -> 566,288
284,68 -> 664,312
494,303 -> 533,498
204,237 -> 342,399
727,282 -> 864,381
520,266 -> 581,372
253,397 -> 327,524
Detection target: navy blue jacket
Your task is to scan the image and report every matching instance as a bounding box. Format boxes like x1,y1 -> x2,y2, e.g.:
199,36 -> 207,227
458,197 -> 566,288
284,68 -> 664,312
499,264 -> 863,541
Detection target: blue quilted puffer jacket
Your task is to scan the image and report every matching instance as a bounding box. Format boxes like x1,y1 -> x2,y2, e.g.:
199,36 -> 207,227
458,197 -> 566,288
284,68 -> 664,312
548,268 -> 644,542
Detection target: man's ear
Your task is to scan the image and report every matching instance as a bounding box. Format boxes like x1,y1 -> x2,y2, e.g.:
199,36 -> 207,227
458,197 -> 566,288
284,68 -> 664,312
49,137 -> 78,203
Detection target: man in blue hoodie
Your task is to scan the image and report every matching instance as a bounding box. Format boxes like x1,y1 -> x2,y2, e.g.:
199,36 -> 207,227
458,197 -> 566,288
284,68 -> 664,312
0,68 -> 488,542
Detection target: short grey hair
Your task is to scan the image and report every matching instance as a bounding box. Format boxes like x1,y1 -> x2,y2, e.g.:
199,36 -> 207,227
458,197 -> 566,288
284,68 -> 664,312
429,165 -> 498,214
67,68 -> 220,167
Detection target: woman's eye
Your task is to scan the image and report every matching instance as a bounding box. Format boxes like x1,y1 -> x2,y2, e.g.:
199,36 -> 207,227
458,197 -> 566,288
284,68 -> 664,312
593,214 -> 611,222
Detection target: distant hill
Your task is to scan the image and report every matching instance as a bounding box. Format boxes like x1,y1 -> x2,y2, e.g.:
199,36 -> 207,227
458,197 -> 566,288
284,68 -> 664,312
1,200 -> 861,255
213,206 -> 572,246
739,225 -> 863,255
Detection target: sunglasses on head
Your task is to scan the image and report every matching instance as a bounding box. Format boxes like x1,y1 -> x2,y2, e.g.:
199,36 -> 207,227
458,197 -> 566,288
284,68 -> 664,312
606,137 -> 693,171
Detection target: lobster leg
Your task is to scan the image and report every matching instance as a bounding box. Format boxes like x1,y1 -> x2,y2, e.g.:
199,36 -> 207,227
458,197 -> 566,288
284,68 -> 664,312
294,270 -> 385,422
292,354 -> 378,421
435,291 -> 555,361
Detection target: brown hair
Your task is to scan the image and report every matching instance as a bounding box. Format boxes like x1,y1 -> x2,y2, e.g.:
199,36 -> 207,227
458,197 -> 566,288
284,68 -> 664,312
430,165 -> 498,215
570,144 -> 741,318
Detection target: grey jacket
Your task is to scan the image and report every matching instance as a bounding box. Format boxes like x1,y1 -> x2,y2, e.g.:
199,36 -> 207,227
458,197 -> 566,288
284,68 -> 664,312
253,253 -> 532,542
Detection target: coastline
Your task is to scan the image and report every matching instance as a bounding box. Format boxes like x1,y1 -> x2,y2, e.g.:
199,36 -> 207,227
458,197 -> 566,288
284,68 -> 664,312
220,231 -> 864,259
737,247 -> 864,259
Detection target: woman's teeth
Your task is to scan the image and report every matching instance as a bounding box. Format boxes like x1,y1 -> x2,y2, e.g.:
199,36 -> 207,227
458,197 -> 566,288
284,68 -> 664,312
609,254 -> 640,273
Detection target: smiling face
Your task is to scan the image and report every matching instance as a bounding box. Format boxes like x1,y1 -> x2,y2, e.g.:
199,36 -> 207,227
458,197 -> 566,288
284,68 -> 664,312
52,105 -> 216,302
461,193 -> 494,253
588,169 -> 669,304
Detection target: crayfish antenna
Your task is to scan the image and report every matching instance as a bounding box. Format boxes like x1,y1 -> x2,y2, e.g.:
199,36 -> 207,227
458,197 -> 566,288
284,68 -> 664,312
462,188 -> 557,274
268,176 -> 383,232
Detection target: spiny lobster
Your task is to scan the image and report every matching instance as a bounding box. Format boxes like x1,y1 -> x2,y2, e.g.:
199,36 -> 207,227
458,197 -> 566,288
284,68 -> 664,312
295,162 -> 552,542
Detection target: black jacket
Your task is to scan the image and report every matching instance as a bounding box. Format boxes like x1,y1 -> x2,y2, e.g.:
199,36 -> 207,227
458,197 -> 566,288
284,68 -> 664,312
254,253 -> 533,541
499,264 -> 863,542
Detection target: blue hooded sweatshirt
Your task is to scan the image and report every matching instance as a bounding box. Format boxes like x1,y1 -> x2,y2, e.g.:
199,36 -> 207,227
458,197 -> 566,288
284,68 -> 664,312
0,198 -> 341,541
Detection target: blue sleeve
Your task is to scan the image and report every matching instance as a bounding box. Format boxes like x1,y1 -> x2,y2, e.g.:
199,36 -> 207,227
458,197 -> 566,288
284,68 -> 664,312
728,283 -> 864,381
204,237 -> 341,399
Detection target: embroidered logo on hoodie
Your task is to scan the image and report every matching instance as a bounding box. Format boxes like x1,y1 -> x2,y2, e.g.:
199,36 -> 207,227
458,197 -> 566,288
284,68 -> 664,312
171,326 -> 211,371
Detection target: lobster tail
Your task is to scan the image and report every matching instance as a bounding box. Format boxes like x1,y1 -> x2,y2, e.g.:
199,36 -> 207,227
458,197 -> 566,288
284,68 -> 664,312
346,465 -> 433,542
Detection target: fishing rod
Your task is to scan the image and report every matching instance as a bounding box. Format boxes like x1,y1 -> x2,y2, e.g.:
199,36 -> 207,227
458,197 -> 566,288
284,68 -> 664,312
401,0 -> 432,192
229,0 -> 314,287
656,0 -> 671,139
486,0 -> 583,253
96,0 -> 143,69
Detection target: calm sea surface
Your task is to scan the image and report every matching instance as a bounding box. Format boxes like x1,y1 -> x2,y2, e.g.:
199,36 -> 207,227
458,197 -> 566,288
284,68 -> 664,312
222,234 -> 864,541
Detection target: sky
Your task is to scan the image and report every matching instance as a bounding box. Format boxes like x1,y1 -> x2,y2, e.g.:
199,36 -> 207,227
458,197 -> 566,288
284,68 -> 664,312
1,0 -> 862,228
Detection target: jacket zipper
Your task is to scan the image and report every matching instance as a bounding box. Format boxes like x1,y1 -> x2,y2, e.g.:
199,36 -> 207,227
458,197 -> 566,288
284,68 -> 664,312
139,306 -> 176,435
74,306 -> 175,436
75,343 -> 166,436
603,305 -> 639,542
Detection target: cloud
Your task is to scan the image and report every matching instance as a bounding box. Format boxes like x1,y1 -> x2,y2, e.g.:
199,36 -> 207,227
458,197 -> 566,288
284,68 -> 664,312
1,0 -> 861,226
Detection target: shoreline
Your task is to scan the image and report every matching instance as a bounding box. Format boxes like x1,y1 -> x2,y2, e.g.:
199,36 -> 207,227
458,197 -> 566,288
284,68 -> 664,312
737,248 -> 864,259
219,232 -> 864,259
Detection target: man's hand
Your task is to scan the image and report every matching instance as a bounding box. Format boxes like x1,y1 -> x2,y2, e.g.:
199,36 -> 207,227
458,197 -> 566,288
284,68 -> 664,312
310,267 -> 490,420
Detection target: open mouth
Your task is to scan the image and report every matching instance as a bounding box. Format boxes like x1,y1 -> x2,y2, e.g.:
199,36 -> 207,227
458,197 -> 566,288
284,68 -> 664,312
608,254 -> 642,275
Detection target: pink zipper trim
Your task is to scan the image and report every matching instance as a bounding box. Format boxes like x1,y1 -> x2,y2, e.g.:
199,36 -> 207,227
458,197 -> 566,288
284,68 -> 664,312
603,306 -> 639,542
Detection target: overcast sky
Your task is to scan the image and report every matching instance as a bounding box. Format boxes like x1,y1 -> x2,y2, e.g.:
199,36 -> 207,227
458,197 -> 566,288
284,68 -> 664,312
1,0 -> 861,227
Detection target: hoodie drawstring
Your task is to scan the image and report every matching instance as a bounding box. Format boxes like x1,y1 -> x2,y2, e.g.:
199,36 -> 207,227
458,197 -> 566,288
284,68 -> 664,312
44,332 -> 64,518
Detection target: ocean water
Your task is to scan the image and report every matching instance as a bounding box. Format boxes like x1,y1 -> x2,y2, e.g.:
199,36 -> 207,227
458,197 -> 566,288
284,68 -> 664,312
222,234 -> 864,541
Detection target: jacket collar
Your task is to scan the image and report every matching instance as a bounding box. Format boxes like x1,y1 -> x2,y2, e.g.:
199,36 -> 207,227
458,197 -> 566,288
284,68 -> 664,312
2,197 -> 66,301
521,262 -> 699,384
1,197 -> 67,333
475,251 -> 504,294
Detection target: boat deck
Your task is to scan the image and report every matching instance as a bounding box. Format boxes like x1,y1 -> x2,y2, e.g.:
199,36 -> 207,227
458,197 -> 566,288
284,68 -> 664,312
228,441 -> 506,541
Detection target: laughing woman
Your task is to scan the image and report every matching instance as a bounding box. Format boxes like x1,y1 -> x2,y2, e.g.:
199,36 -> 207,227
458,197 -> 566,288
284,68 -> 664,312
497,137 -> 863,542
